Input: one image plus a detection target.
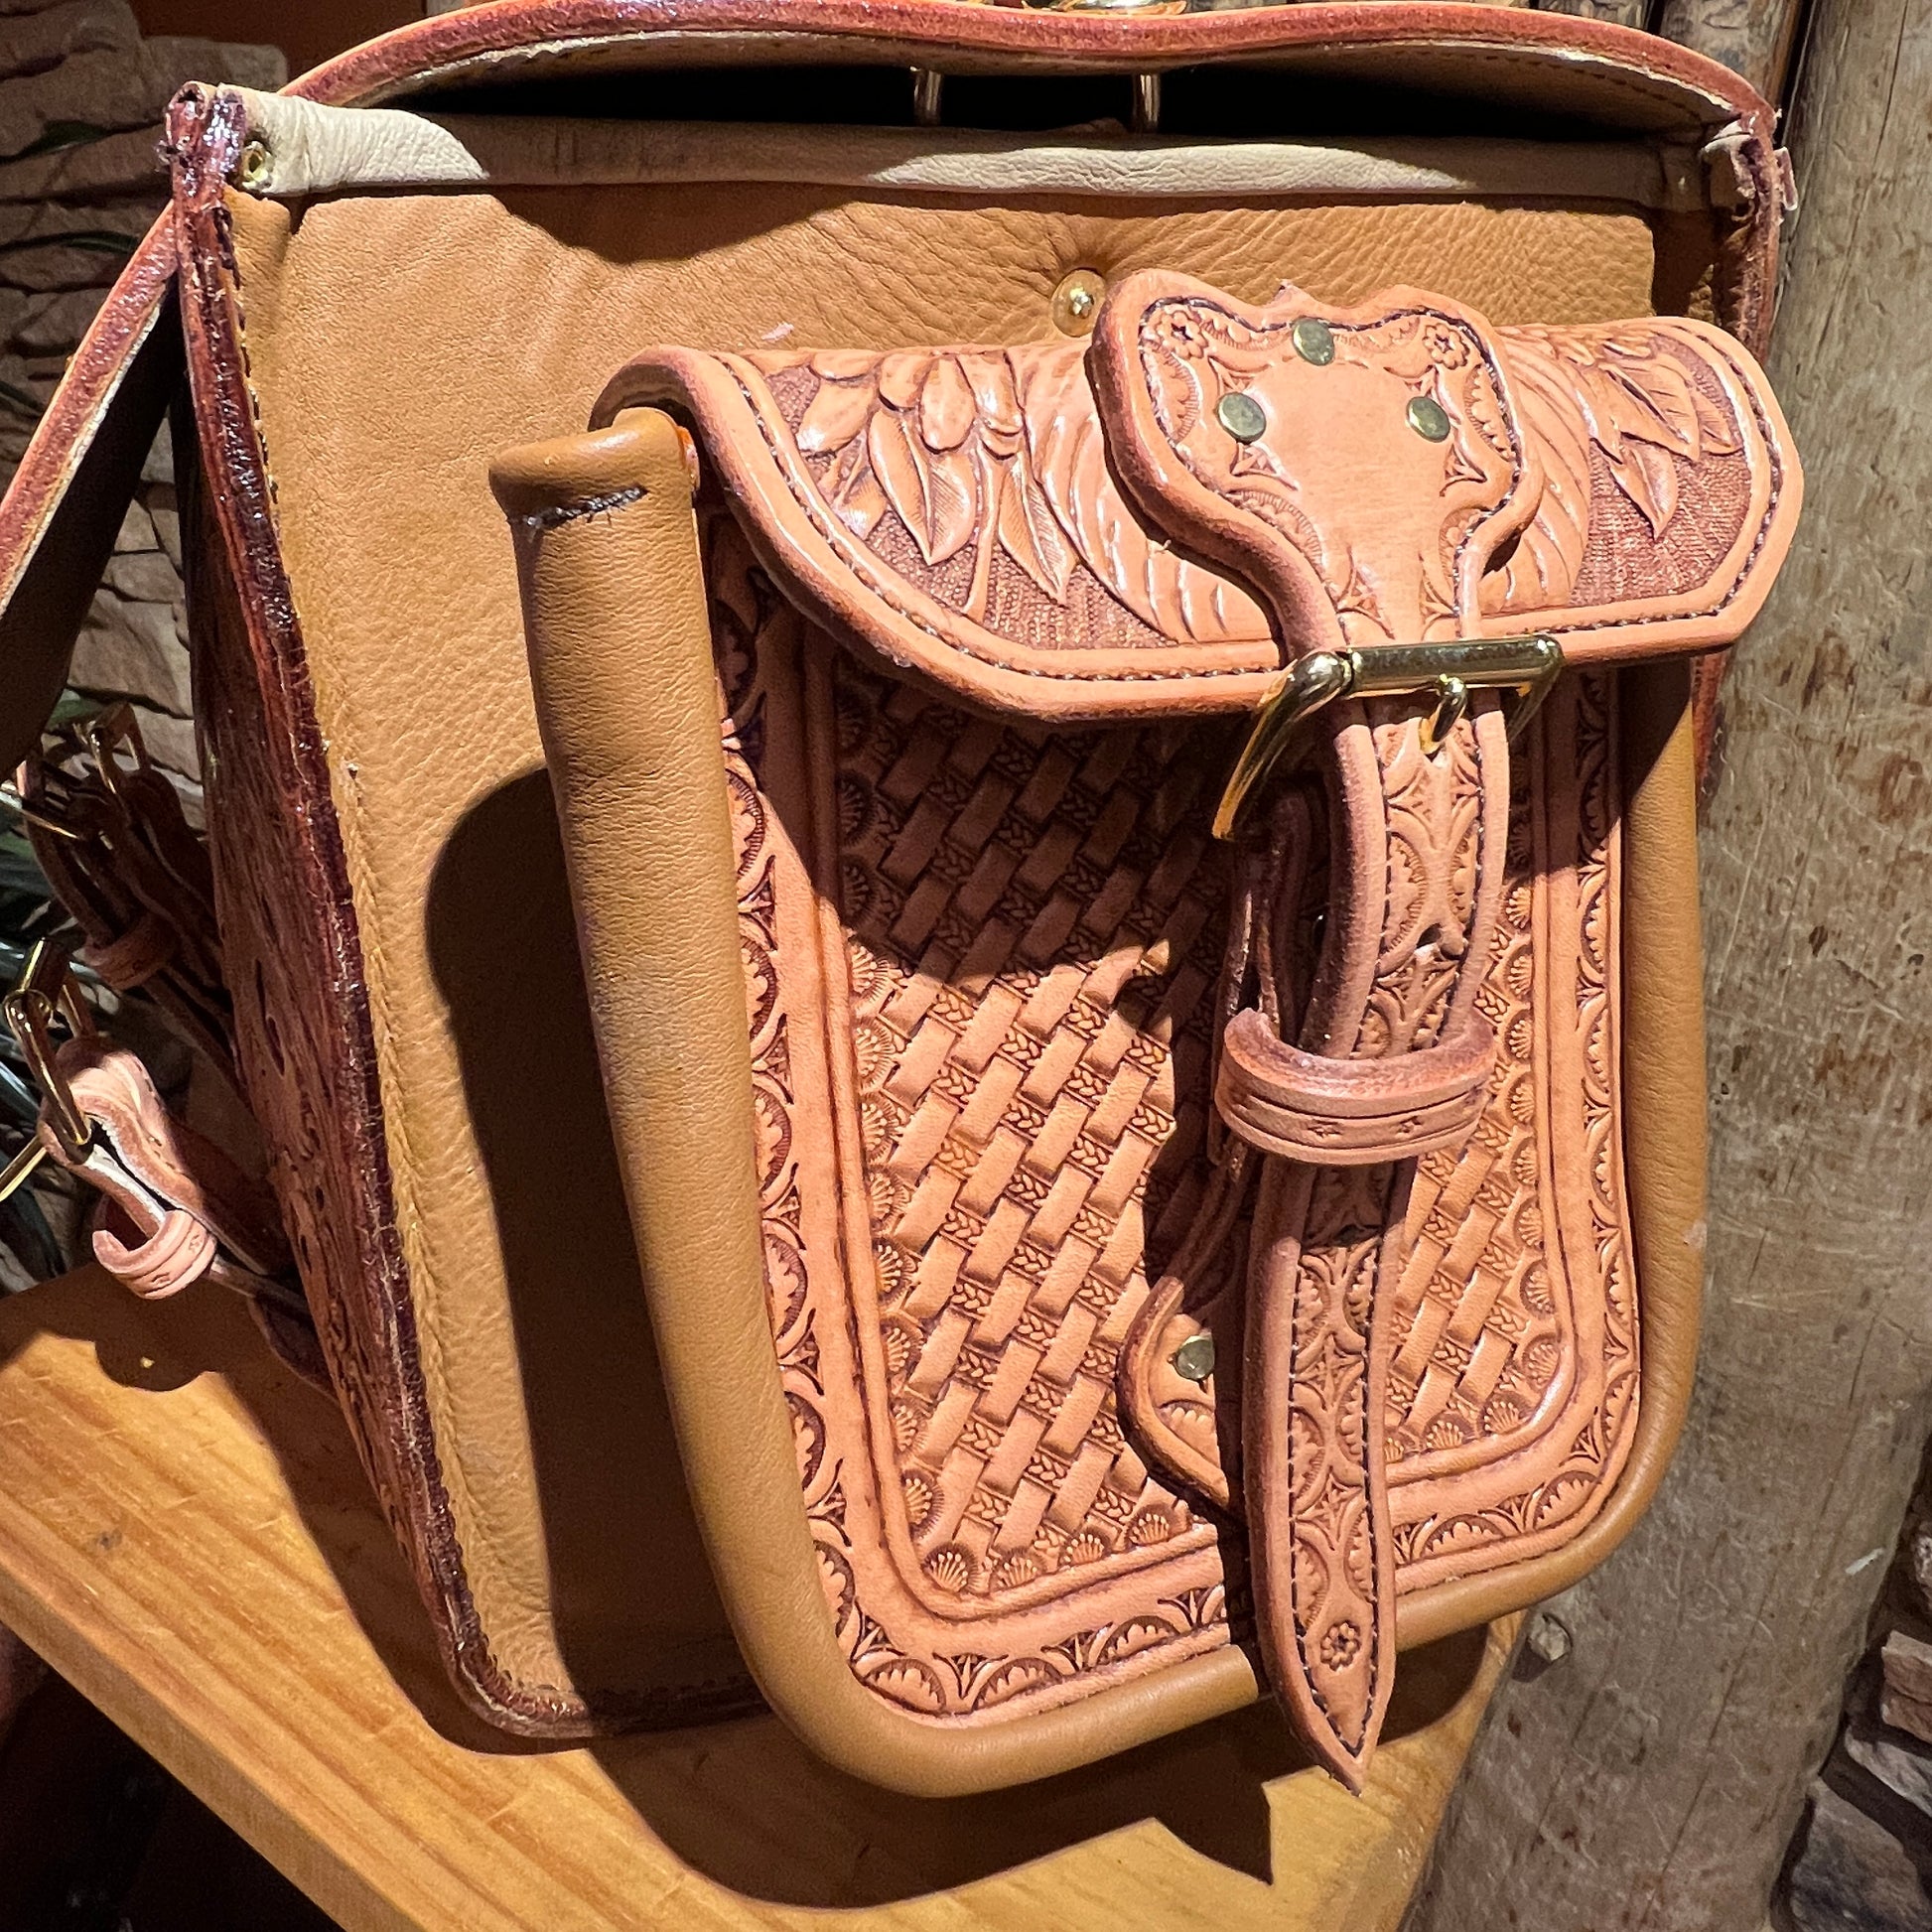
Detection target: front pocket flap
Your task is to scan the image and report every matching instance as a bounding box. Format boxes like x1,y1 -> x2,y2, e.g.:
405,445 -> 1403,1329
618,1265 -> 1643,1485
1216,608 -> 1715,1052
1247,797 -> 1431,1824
596,272 -> 1799,722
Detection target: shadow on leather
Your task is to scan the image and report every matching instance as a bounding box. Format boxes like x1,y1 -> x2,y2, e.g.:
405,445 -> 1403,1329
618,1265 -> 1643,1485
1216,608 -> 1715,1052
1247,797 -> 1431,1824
425,769 -> 752,1721
0,1107 -> 1490,1902
586,1622 -> 1489,1905
0,782 -> 751,1756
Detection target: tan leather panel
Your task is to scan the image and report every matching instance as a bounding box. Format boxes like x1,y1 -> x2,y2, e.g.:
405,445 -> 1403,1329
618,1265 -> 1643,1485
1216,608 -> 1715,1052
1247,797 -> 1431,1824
225,180 -> 1665,1707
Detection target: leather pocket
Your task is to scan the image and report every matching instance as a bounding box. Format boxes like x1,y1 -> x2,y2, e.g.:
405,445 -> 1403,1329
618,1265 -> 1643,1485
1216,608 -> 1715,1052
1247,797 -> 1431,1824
496,269 -> 1797,1790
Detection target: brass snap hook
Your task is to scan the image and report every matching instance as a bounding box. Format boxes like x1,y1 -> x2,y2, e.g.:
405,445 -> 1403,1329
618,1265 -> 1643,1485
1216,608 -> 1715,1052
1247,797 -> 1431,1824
4,938 -> 96,1161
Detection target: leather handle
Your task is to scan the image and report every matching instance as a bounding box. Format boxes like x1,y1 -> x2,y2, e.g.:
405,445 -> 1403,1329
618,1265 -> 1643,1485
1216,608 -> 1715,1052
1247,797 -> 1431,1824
490,411 -> 846,1774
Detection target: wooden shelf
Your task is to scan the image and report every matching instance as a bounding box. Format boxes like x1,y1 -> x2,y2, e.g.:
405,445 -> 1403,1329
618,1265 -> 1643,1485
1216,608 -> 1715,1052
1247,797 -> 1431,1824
0,1267 -> 1509,1931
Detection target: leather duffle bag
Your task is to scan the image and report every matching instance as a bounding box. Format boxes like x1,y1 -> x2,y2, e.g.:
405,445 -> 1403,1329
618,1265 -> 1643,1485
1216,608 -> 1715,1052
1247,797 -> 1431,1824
0,1 -> 1800,1795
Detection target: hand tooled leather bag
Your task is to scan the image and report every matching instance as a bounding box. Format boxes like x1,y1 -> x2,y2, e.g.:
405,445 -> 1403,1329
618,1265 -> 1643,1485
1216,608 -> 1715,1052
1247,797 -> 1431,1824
0,3 -> 1800,1794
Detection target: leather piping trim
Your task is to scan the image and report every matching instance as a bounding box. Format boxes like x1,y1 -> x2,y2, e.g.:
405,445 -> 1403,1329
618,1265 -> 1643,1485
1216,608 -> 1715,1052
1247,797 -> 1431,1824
506,410 -> 1264,1796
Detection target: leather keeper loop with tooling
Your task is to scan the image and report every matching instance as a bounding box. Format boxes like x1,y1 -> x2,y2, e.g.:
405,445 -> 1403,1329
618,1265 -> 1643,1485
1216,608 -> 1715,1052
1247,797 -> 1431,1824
1215,1003 -> 1495,1166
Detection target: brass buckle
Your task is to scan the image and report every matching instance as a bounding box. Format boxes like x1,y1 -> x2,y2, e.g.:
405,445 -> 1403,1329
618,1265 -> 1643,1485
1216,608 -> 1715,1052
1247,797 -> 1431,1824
76,702 -> 157,815
3,938 -> 95,1162
1212,632 -> 1565,842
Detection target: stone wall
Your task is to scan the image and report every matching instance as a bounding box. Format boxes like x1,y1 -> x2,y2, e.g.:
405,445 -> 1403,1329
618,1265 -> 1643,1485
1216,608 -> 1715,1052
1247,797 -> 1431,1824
0,0 -> 286,820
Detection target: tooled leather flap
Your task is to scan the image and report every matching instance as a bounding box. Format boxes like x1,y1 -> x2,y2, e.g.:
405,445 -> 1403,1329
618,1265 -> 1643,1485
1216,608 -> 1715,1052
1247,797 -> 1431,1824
597,272 -> 1799,722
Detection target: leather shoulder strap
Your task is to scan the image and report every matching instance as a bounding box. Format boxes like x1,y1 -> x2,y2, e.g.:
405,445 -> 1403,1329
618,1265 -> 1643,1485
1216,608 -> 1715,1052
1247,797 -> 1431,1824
0,230 -> 178,772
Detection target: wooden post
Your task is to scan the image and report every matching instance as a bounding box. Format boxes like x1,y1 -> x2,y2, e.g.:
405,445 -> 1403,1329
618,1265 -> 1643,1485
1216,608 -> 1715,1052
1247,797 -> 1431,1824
1651,0 -> 1809,98
1409,3 -> 1932,1928
1534,0 -> 1654,29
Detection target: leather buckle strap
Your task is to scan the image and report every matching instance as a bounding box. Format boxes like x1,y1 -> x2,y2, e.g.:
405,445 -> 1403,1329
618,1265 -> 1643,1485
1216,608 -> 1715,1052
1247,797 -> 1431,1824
8,706 -> 231,1075
0,938 -> 298,1311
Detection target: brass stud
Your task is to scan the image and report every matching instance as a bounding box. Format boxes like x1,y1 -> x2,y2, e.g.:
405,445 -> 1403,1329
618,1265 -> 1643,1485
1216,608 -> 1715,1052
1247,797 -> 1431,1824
1216,391 -> 1268,444
1407,394 -> 1451,442
1292,317 -> 1334,365
1050,267 -> 1107,338
1172,1332 -> 1216,1385
235,139 -> 271,193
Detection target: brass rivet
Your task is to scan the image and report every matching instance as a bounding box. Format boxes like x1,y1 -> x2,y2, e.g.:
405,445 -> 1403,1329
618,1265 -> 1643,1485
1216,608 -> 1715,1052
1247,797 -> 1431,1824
1292,317 -> 1335,365
235,139 -> 271,192
1407,394 -> 1451,442
1050,267 -> 1106,337
1172,1333 -> 1216,1384
1216,391 -> 1268,444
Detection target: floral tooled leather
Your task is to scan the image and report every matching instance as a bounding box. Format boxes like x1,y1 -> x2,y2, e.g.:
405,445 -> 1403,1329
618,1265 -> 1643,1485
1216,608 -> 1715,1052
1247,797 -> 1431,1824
597,275 -> 1797,703
605,273 -> 1798,1784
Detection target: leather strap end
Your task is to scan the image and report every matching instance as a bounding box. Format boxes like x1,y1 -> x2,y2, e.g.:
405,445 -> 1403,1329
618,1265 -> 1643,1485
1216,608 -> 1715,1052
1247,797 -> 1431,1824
1244,1184 -> 1401,1794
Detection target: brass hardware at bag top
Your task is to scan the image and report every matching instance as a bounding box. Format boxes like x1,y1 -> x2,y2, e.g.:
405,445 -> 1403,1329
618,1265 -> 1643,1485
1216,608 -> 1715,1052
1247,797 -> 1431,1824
1051,268 -> 1107,337
235,138 -> 272,193
1171,1332 -> 1216,1385
5,702 -> 156,843
911,1 -> 1173,134
4,938 -> 96,1163
1213,632 -> 1566,842
77,702 -> 157,812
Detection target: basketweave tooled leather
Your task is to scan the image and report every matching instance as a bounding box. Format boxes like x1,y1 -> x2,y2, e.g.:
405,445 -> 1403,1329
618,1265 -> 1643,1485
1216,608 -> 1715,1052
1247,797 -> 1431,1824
570,273 -> 1799,1784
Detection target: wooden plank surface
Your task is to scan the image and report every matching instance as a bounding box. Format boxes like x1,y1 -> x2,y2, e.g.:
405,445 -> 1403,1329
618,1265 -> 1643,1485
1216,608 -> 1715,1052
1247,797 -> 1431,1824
1409,3 -> 1932,1928
0,1266 -> 1508,1932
